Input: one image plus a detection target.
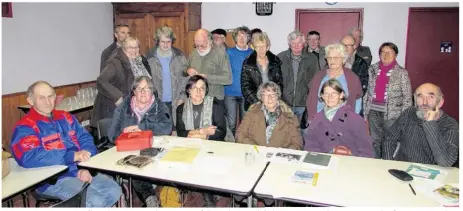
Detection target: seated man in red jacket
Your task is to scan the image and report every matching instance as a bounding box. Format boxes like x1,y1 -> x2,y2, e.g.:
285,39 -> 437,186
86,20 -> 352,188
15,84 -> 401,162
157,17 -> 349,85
10,81 -> 121,207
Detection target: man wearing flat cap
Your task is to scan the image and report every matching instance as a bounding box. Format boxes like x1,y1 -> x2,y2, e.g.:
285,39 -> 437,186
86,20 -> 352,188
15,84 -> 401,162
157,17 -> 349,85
211,28 -> 228,50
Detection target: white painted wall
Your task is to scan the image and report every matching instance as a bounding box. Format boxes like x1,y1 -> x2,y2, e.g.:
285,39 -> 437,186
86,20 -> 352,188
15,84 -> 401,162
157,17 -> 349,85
202,2 -> 458,66
2,3 -> 113,94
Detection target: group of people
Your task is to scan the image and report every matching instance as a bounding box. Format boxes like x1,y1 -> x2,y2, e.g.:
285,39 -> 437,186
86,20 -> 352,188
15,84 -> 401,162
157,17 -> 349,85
8,24 -> 459,208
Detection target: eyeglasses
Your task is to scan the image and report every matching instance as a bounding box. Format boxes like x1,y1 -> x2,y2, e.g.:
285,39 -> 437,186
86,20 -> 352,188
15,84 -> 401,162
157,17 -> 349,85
322,92 -> 340,98
190,87 -> 206,93
135,87 -> 152,93
380,51 -> 395,56
343,44 -> 355,47
194,43 -> 209,49
262,94 -> 278,99
326,57 -> 343,62
126,46 -> 139,50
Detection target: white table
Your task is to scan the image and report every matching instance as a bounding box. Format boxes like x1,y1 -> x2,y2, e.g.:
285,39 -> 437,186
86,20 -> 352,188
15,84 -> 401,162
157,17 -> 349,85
78,136 -> 269,207
253,153 -> 459,207
2,158 -> 68,206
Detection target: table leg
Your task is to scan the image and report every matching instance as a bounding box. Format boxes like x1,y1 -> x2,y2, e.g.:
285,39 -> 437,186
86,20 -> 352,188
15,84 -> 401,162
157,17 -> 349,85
180,190 -> 184,208
21,193 -> 29,207
247,195 -> 253,208
128,177 -> 133,207
231,194 -> 235,207
7,199 -> 13,207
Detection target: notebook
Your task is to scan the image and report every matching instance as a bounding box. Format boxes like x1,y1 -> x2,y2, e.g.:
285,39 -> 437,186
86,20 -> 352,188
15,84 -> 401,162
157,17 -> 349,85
302,152 -> 331,167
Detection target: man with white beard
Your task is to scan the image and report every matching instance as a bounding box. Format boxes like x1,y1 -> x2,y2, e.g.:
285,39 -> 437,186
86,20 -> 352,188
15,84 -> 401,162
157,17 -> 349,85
187,29 -> 232,107
382,83 -> 459,167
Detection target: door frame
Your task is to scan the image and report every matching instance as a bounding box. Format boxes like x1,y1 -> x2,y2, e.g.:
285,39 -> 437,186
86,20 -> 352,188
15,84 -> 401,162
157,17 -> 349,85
295,8 -> 364,31
405,7 -> 459,68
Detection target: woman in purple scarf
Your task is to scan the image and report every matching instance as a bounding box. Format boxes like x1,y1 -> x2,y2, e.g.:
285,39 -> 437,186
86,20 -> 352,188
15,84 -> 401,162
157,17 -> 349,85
304,79 -> 374,158
108,75 -> 173,207
363,42 -> 412,159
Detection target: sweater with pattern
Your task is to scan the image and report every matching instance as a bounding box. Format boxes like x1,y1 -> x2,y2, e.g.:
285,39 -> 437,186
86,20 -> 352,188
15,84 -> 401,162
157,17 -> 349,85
383,107 -> 459,167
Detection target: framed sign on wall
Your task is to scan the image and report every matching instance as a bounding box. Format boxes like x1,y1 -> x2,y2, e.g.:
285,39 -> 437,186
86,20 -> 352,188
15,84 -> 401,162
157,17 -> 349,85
255,2 -> 274,16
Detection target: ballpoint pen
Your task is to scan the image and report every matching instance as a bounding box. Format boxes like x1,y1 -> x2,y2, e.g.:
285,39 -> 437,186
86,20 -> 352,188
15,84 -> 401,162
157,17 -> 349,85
409,183 -> 416,195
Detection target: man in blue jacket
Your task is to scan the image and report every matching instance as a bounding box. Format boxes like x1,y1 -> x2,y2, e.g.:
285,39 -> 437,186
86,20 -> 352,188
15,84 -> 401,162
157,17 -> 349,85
10,81 -> 121,207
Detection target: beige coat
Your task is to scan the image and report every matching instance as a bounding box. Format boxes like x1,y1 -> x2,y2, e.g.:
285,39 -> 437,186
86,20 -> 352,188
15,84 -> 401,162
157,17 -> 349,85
236,101 -> 302,150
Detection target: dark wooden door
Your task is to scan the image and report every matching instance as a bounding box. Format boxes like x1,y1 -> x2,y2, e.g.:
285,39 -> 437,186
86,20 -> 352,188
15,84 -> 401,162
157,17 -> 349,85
405,8 -> 459,120
295,9 -> 363,46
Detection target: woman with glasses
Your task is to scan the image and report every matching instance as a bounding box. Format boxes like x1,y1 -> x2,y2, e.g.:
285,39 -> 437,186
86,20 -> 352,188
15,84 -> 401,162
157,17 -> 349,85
176,75 -> 226,141
305,43 -> 363,126
304,79 -> 374,158
237,81 -> 302,150
241,32 -> 283,110
92,37 -> 152,128
363,42 -> 412,158
107,76 -> 172,207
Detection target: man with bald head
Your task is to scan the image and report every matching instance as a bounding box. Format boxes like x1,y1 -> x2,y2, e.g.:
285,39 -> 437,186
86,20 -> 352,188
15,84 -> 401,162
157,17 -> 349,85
383,83 -> 459,167
187,29 -> 232,106
341,35 -> 369,105
349,28 -> 372,66
10,81 -> 122,207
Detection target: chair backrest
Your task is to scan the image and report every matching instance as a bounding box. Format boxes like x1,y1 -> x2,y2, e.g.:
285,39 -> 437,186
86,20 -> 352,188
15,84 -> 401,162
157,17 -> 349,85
97,118 -> 112,139
53,182 -> 90,207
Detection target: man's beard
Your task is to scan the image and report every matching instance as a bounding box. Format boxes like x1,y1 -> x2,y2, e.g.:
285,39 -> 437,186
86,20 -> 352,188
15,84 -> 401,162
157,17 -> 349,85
416,104 -> 437,120
197,47 -> 211,56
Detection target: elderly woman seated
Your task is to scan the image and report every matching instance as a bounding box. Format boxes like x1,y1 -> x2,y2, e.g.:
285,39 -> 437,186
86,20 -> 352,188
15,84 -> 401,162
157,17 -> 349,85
236,81 -> 302,150
176,75 -> 226,141
107,75 -> 173,207
304,79 -> 374,158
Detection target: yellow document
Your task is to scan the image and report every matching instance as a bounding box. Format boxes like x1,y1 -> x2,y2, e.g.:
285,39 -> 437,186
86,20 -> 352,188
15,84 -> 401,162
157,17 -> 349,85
160,147 -> 200,164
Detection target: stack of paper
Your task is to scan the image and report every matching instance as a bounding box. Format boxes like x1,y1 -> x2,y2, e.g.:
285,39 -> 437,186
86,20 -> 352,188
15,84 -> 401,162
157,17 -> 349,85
414,178 -> 459,207
160,147 -> 200,164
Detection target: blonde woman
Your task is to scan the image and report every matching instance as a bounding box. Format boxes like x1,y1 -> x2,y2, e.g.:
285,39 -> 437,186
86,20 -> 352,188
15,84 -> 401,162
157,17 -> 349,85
241,32 -> 283,110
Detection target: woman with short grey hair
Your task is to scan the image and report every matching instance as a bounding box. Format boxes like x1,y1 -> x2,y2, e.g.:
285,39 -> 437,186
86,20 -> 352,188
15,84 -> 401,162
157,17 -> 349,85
305,43 -> 363,127
107,75 -> 172,207
236,81 -> 302,151
145,26 -> 189,126
241,32 -> 283,110
224,26 -> 253,136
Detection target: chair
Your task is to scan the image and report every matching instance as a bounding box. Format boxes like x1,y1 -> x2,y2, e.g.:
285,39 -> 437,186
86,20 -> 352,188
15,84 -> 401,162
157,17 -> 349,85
97,118 -> 112,139
31,191 -> 62,207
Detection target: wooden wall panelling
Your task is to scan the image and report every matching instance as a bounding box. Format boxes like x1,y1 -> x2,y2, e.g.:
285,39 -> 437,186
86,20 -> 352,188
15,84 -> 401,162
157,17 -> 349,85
2,81 -> 96,152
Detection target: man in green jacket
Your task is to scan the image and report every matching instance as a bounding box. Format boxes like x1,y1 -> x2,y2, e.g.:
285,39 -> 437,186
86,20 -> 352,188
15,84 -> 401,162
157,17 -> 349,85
187,29 -> 232,107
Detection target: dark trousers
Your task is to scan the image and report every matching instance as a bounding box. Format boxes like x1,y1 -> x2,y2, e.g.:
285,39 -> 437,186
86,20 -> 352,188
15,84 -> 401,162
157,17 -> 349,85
224,96 -> 245,135
132,180 -> 156,206
368,110 -> 395,159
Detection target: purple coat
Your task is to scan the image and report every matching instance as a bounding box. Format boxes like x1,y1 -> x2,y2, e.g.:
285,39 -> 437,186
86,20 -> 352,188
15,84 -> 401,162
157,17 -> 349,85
303,105 -> 374,158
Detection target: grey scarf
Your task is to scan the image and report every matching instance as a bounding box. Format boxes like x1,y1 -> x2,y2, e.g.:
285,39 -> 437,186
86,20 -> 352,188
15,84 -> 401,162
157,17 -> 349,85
130,56 -> 151,78
262,103 -> 281,145
182,96 -> 214,130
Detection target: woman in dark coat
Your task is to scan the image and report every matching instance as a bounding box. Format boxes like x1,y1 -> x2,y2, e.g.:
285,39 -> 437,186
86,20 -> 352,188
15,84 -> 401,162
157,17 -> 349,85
91,37 -> 151,127
241,32 -> 283,110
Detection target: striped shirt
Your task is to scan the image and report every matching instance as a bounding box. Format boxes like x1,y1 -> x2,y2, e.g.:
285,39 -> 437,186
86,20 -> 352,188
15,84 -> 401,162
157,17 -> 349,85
383,107 -> 459,167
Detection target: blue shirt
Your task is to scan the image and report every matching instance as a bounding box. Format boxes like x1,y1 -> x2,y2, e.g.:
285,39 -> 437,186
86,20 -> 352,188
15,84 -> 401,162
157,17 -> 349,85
157,55 -> 172,102
224,46 -> 253,96
316,74 -> 362,114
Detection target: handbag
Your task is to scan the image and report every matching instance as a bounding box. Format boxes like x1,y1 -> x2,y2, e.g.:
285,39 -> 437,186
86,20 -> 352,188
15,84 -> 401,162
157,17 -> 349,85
53,182 -> 90,207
